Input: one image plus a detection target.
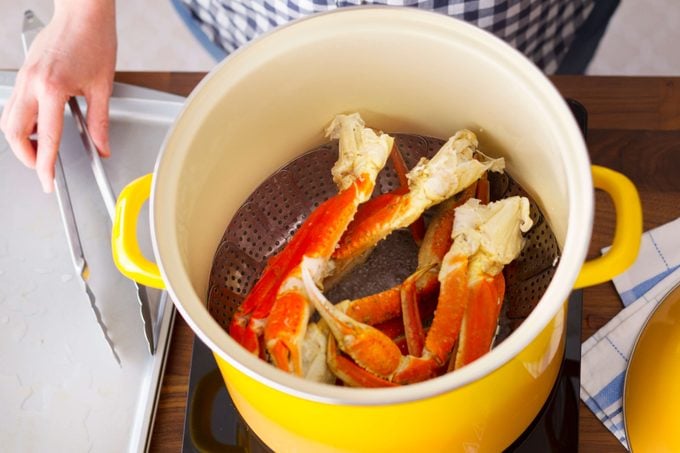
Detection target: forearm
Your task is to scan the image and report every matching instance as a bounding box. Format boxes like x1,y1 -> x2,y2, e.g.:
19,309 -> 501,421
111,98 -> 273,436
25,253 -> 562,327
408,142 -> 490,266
52,0 -> 117,52
54,0 -> 116,21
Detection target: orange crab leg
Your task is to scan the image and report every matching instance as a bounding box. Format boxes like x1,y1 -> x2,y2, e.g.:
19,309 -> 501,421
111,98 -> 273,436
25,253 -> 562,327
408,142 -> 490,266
438,171 -> 498,367
395,173 -> 490,364
400,267 -> 430,356
231,113 -> 396,371
264,179 -> 375,372
341,287 -> 402,325
231,175 -> 375,358
326,332 -> 440,387
396,184 -> 479,348
407,176 -> 488,362
454,272 -> 505,369
323,249 -> 484,386
228,195 -> 334,355
303,265 -> 403,375
389,143 -> 425,245
326,336 -> 398,388
329,190 -> 411,280
324,258 -> 469,385
444,195 -> 531,370
425,256 -> 470,364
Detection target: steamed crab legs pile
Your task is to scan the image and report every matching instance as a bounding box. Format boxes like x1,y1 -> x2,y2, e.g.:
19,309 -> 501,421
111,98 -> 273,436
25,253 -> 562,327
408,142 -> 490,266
229,113 -> 533,386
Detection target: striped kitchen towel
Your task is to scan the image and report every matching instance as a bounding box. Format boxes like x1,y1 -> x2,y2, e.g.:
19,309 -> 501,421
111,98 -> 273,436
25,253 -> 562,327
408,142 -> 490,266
612,216 -> 680,306
580,217 -> 680,448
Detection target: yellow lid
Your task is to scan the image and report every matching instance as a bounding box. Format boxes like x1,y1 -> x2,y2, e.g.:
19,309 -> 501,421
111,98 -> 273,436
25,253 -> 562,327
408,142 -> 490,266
624,282 -> 680,452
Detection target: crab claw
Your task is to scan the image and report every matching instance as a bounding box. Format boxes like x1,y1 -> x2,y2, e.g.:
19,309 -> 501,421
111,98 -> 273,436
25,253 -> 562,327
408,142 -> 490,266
302,260 -> 403,378
326,335 -> 398,388
303,259 -> 439,386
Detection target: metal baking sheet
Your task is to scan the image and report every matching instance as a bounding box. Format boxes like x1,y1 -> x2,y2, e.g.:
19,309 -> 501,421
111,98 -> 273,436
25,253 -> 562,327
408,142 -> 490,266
0,71 -> 184,452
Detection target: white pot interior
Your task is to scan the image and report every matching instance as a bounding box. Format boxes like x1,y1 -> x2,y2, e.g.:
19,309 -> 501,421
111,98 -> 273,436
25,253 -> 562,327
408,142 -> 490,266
151,8 -> 593,404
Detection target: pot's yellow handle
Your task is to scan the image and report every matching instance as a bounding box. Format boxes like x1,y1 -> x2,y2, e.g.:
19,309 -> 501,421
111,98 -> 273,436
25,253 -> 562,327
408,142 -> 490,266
573,165 -> 642,289
112,173 -> 166,289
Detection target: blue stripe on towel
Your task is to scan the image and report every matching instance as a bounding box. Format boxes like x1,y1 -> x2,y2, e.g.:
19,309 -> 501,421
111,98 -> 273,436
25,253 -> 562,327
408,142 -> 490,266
619,264 -> 680,305
593,371 -> 626,409
612,421 -> 625,433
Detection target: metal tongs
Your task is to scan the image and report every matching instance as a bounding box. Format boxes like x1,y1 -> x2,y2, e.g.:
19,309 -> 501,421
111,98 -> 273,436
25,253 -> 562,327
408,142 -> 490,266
66,96 -> 157,355
22,10 -> 156,357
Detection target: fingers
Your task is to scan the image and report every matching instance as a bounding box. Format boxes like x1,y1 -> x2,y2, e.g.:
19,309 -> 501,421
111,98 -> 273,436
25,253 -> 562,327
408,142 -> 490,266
1,82 -> 111,194
36,96 -> 67,193
85,87 -> 111,157
1,87 -> 39,169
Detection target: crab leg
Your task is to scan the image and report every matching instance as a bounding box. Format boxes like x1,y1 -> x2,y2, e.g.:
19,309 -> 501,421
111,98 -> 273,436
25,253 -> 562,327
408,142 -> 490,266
261,114 -> 394,374
303,263 -> 421,380
454,272 -> 505,368
399,265 -> 436,356
399,174 -> 490,356
230,113 -> 393,360
390,143 -> 426,245
264,183 -> 373,372
439,196 -> 533,370
228,204 -> 328,355
326,334 -> 399,388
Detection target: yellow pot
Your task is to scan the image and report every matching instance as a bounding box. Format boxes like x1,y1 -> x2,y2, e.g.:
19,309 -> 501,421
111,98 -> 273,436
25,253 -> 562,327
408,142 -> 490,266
111,8 -> 642,452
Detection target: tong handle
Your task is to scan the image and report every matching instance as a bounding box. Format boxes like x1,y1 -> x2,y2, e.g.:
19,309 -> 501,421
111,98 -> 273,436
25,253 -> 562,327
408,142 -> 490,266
67,98 -> 118,219
54,154 -> 88,276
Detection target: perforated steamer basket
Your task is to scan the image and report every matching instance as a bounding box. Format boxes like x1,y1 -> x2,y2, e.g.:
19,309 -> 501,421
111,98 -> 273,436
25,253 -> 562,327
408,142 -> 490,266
111,8 -> 642,452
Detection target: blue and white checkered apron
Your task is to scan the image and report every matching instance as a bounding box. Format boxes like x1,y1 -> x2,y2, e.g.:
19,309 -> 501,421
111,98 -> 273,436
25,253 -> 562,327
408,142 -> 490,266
180,0 -> 594,73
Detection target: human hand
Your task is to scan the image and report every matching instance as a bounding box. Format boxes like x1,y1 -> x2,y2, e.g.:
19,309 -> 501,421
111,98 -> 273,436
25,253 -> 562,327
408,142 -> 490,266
0,1 -> 116,192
